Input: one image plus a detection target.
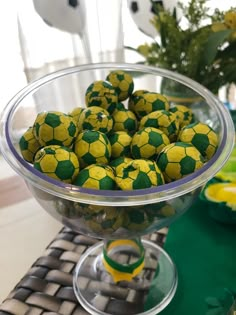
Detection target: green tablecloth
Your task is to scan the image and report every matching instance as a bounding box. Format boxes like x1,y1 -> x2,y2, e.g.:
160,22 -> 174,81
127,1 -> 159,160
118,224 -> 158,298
159,198 -> 236,314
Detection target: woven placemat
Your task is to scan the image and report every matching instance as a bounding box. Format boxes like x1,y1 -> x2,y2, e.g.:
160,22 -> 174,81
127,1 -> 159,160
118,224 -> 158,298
0,227 -> 168,315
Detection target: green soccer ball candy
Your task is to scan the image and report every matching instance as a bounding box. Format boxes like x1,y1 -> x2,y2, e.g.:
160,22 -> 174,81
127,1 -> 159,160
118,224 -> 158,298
112,108 -> 138,133
34,145 -> 80,183
68,106 -> 84,122
109,156 -> 133,175
131,127 -> 170,160
124,206 -> 153,232
106,70 -> 134,101
85,80 -> 118,114
145,202 -> 176,220
115,159 -> 164,190
33,111 -> 78,147
169,104 -> 195,128
112,102 -> 126,114
128,89 -> 149,114
74,130 -> 111,168
157,142 -> 204,183
56,200 -> 82,219
109,131 -> 132,159
19,127 -> 42,163
78,106 -> 113,134
130,92 -> 170,120
178,122 -> 219,160
139,110 -> 179,142
83,205 -> 124,234
74,164 -> 116,190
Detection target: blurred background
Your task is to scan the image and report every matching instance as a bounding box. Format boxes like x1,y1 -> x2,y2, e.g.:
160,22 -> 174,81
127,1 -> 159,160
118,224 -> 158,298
0,0 -> 235,113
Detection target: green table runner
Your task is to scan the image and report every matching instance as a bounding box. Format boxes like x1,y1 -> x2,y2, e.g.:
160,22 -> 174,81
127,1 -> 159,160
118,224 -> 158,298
159,198 -> 236,314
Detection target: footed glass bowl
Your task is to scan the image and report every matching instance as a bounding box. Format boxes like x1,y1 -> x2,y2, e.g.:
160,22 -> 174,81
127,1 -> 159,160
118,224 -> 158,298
0,63 -> 234,315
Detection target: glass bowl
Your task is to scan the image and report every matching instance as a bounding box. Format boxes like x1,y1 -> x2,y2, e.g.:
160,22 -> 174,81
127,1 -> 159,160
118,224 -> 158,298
0,63 -> 234,315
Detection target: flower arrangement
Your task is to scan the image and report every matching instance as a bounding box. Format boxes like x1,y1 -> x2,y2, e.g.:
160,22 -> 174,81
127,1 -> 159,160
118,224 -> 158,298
131,0 -> 236,94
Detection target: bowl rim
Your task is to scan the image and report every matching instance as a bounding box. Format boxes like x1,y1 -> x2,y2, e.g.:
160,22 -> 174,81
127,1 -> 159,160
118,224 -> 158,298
0,62 -> 235,206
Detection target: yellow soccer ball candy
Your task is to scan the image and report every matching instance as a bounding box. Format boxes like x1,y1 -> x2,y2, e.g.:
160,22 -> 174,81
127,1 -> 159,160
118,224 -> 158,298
112,108 -> 138,133
74,164 -> 116,190
115,159 -> 164,190
33,111 -> 78,147
131,127 -> 170,160
157,142 -> 204,183
106,70 -> 134,101
130,92 -> 170,120
178,122 -> 219,160
19,127 -> 41,163
78,106 -> 113,134
124,206 -> 153,232
74,130 -> 111,168
83,205 -> 124,235
128,89 -> 149,114
109,131 -> 132,159
139,109 -> 179,142
85,80 -> 118,114
169,104 -> 195,128
68,106 -> 84,122
109,156 -> 134,175
34,145 -> 80,183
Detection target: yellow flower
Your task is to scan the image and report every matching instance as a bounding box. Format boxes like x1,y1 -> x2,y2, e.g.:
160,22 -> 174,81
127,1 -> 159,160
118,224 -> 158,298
211,22 -> 227,32
224,10 -> 236,29
137,44 -> 150,57
224,10 -> 236,40
212,11 -> 236,41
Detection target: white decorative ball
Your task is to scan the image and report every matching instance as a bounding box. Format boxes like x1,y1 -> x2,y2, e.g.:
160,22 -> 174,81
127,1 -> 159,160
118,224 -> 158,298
33,0 -> 86,35
127,0 -> 180,38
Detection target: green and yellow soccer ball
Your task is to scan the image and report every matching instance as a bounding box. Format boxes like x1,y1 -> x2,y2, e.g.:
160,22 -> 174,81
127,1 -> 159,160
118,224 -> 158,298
109,131 -> 132,159
115,159 -> 164,190
74,164 -> 116,190
157,142 -> 204,183
112,108 -> 138,133
109,156 -> 133,175
34,145 -> 80,183
74,130 -> 111,168
178,122 -> 219,160
169,104 -> 195,128
124,206 -> 153,232
33,111 -> 78,147
85,80 -> 118,114
78,106 -> 113,134
112,102 -> 126,115
68,106 -> 84,122
145,202 -> 176,220
106,70 -> 134,101
128,89 -> 149,113
83,205 -> 124,234
139,110 -> 179,142
129,92 -> 170,120
131,127 -> 170,160
19,127 -> 42,163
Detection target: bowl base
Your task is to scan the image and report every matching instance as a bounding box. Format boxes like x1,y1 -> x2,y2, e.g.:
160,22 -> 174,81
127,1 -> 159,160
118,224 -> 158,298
73,239 -> 177,315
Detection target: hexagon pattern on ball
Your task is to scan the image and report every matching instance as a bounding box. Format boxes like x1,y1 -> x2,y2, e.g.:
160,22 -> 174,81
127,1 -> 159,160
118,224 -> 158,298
0,63 -> 234,315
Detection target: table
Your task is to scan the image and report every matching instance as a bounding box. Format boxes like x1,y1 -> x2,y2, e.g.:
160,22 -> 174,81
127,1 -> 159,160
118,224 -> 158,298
0,225 -> 167,315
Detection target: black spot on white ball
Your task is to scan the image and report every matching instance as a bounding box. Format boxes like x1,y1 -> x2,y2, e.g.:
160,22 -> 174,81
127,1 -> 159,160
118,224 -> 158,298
130,1 -> 138,13
68,0 -> 78,8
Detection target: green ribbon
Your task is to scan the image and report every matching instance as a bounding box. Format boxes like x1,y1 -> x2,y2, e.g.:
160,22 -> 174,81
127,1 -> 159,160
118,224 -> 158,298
103,239 -> 145,274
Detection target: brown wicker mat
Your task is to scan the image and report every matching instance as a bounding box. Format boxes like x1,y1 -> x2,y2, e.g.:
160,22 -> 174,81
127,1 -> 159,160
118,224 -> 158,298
0,227 -> 168,315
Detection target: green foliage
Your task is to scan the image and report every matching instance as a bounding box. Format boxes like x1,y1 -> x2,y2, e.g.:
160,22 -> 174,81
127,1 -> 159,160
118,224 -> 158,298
133,0 -> 236,93
205,288 -> 236,315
